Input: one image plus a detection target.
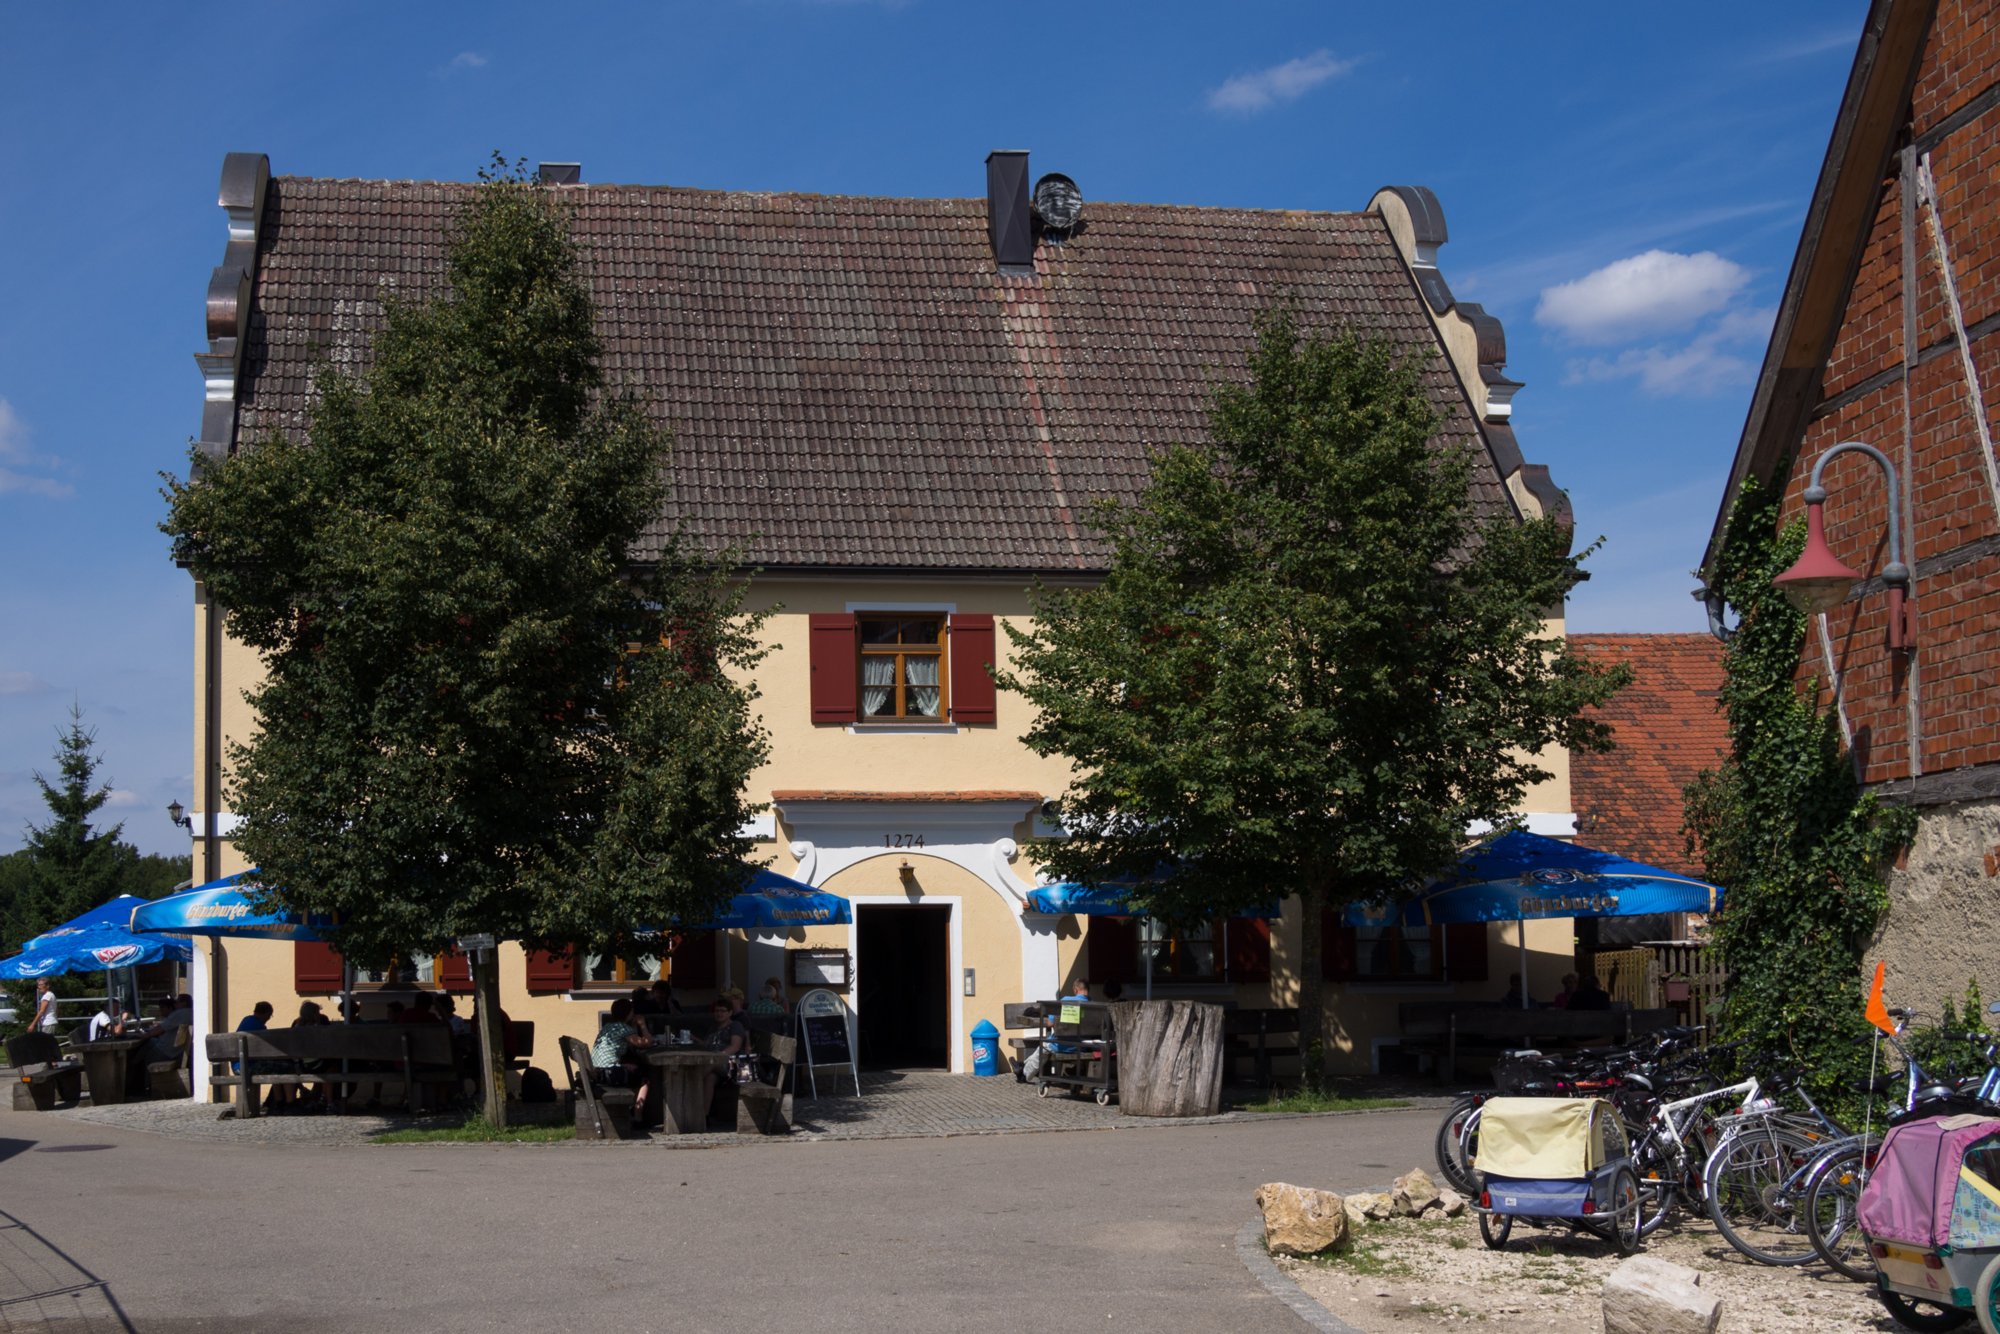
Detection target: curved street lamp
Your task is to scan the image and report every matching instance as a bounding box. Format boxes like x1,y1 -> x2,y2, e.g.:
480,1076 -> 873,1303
1772,441 -> 1913,650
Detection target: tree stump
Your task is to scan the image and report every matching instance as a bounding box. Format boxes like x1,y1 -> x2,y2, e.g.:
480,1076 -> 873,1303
1111,1000 -> 1225,1117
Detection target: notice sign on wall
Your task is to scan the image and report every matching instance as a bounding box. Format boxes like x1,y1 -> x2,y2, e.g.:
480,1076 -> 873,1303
790,948 -> 850,988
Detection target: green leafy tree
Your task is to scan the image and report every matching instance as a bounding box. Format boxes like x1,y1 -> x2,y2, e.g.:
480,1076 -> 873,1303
1000,310 -> 1624,1086
16,706 -> 131,941
162,161 -> 768,992
1685,478 -> 1914,1100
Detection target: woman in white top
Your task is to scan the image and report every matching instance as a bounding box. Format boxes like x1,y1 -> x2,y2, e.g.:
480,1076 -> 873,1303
32,979 -> 59,1035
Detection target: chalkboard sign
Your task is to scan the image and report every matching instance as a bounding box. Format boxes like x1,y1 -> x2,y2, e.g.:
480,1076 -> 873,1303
795,989 -> 860,1098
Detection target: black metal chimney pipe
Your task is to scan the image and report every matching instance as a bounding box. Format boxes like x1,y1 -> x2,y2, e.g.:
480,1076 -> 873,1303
986,150 -> 1033,275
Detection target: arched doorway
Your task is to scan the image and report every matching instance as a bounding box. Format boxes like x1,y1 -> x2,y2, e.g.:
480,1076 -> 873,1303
854,902 -> 952,1068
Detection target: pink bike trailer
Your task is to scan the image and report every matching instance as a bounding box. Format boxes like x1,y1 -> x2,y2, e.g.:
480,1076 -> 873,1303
1857,1114 -> 2000,1250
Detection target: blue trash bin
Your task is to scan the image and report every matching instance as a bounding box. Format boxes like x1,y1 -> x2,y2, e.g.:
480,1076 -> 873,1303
971,1019 -> 1001,1076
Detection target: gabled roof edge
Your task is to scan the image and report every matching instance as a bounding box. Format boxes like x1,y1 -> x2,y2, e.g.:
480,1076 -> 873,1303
1697,0 -> 1938,582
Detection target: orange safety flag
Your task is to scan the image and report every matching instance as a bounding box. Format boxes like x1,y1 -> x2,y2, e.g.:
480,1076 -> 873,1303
1865,961 -> 1896,1035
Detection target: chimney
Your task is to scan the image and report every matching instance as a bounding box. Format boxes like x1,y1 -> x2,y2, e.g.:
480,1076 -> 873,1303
986,150 -> 1033,274
538,162 -> 581,185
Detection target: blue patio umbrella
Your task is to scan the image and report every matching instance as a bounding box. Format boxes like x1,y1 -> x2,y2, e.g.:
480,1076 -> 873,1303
688,868 -> 852,931
1343,830 -> 1725,1008
129,872 -> 334,942
0,895 -> 193,980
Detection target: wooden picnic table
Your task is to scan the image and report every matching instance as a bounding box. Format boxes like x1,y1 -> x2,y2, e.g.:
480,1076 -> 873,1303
74,1037 -> 148,1106
641,1048 -> 728,1134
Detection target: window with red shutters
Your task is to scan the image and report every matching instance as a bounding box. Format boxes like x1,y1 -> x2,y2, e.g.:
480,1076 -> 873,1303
948,613 -> 997,724
438,949 -> 473,992
1226,917 -> 1272,982
1444,922 -> 1489,982
523,947 -> 574,992
1321,909 -> 1357,982
1087,917 -> 1140,989
294,940 -> 344,992
808,613 -> 858,724
668,930 -> 718,990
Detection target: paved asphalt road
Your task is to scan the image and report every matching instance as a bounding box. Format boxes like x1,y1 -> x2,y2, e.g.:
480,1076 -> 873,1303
0,1105 -> 1438,1332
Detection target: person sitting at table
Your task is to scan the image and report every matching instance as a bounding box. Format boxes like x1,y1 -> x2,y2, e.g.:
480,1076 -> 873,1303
632,984 -> 666,1019
647,979 -> 676,1019
1550,973 -> 1578,1009
87,996 -> 128,1042
396,992 -> 443,1024
134,998 -> 190,1067
748,977 -> 786,1017
1567,973 -> 1612,1011
591,998 -> 653,1123
1498,973 -> 1527,1008
700,996 -> 750,1123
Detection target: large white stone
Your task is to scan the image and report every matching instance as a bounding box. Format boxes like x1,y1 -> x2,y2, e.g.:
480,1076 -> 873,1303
1602,1255 -> 1720,1334
1256,1182 -> 1350,1257
1392,1166 -> 1442,1216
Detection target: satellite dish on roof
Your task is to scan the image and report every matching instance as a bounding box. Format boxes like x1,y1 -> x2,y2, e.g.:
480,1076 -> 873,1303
1032,173 -> 1083,232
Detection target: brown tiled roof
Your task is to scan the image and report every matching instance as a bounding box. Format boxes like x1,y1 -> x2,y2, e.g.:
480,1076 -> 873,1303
1569,635 -> 1730,876
237,178 -> 1516,572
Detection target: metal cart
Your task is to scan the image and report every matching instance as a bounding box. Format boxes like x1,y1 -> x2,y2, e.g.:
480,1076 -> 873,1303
1857,1112 -> 2000,1332
1473,1095 -> 1642,1255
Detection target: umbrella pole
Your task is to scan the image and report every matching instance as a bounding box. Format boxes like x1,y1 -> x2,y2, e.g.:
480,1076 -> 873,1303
1145,919 -> 1153,1000
1518,919 -> 1529,1009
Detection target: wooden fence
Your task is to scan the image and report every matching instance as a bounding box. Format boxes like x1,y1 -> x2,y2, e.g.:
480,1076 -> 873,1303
1583,943 -> 1727,1038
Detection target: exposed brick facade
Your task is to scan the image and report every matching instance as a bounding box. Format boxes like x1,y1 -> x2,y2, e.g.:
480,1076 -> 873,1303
1778,0 -> 2000,790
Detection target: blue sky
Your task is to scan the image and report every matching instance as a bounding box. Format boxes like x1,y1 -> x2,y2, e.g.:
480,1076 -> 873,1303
0,2 -> 1866,856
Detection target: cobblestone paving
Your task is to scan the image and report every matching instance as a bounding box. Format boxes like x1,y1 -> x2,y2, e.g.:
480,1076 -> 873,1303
0,1208 -> 131,1332
55,1071 -> 1445,1149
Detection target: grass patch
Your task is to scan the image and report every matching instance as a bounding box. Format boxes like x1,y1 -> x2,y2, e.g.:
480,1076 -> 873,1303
1239,1091 -> 1408,1115
1300,1236 -> 1416,1279
373,1115 -> 575,1145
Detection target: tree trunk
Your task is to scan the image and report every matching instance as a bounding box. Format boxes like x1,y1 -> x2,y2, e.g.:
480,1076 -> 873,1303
472,948 -> 508,1128
1111,1000 -> 1225,1117
1297,882 -> 1326,1092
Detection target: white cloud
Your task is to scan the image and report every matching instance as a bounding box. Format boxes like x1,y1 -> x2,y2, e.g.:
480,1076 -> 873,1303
445,51 -> 488,72
1535,250 -> 1751,344
0,398 -> 73,499
1564,305 -> 1775,397
1207,50 -> 1355,115
0,672 -> 55,696
103,789 -> 144,810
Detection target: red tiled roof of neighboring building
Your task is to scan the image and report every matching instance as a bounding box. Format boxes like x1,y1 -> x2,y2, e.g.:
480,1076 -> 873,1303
1569,634 -> 1730,877
236,177 -> 1519,573
771,790 -> 1042,803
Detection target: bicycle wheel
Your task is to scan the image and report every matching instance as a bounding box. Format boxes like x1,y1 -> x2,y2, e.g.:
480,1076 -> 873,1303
1608,1166 -> 1641,1256
1975,1251 -> 2000,1334
1433,1095 -> 1481,1195
1479,1209 -> 1512,1249
1705,1124 -> 1820,1265
1630,1128 -> 1681,1237
1804,1142 -> 1876,1283
1878,1289 -> 1972,1331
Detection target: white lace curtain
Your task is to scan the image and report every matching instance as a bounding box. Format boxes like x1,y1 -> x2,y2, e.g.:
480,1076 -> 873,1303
906,655 -> 940,717
862,656 -> 895,717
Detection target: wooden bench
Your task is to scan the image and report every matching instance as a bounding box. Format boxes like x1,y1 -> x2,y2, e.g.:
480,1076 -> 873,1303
206,1026 -> 458,1120
558,1035 -> 636,1140
1002,1001 -> 1049,1077
1223,1008 -> 1303,1088
734,1030 -> 797,1135
145,1026 -> 191,1099
5,1033 -> 83,1110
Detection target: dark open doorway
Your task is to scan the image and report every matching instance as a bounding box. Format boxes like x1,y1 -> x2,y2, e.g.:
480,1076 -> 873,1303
855,904 -> 950,1069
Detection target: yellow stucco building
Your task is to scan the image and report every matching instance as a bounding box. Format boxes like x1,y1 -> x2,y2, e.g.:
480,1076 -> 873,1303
179,153 -> 1580,1092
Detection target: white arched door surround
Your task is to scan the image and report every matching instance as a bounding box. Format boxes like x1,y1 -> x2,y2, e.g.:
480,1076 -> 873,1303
775,794 -> 1062,1011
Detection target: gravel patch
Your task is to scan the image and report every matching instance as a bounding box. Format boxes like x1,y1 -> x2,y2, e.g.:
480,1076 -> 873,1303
1274,1209 -> 1902,1332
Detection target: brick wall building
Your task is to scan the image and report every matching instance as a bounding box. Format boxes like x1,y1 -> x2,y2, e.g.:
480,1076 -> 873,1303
1700,0 -> 2000,1004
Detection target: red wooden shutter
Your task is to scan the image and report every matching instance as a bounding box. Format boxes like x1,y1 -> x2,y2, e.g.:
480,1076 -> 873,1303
438,949 -> 472,992
948,613 -> 997,724
523,947 -> 574,992
808,613 -> 858,724
1444,922 -> 1488,982
670,930 -> 718,990
1320,908 -> 1357,982
1087,918 -> 1140,988
1226,917 -> 1272,982
294,941 -> 344,992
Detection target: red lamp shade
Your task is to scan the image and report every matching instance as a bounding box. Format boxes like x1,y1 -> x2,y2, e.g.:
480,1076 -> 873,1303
1773,501 -> 1863,614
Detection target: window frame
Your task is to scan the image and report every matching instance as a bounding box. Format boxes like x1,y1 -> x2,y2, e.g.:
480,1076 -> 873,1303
855,612 -> 950,723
